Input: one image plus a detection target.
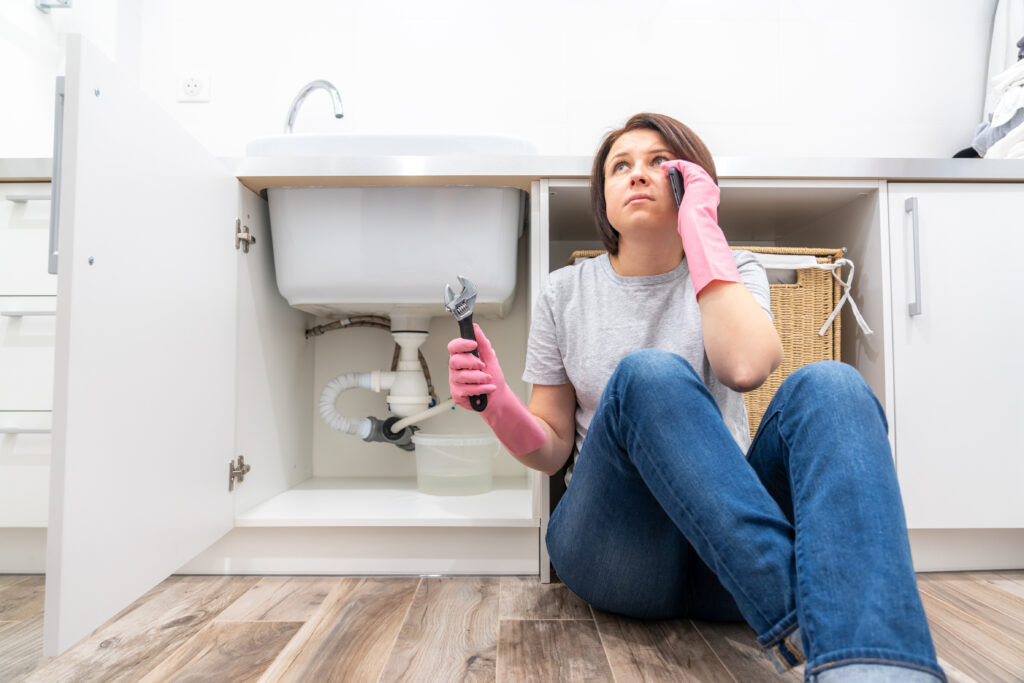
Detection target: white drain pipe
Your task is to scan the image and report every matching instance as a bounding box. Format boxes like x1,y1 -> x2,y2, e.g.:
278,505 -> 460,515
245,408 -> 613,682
318,315 -> 438,441
318,371 -> 384,437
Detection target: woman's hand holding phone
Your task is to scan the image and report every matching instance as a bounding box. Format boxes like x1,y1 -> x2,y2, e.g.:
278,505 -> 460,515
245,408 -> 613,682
660,160 -> 742,297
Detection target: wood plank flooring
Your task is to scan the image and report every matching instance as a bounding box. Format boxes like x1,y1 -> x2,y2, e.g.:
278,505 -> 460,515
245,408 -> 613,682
1,571 -> 1022,682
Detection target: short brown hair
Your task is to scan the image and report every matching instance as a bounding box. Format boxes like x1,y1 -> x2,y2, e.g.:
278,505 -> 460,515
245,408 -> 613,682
590,113 -> 717,255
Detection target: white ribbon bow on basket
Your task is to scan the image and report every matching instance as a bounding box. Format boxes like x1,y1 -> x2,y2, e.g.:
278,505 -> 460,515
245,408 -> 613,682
756,252 -> 874,337
806,258 -> 873,337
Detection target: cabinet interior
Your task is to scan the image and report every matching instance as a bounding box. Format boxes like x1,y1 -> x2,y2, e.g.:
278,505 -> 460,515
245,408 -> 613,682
230,177 -> 891,530
544,177 -> 889,413
231,187 -> 534,528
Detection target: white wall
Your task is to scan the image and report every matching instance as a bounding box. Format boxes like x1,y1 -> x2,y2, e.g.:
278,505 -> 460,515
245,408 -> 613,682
1,3 -> 62,157
1,0 -> 1003,159
0,0 -> 119,157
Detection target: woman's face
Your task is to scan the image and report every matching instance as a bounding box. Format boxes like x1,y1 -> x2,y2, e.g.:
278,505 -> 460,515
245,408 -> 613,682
603,129 -> 679,239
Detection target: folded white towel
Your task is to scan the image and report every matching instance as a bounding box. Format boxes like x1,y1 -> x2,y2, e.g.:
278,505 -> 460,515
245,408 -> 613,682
988,60 -> 1024,129
982,0 -> 1024,120
983,116 -> 1024,158
990,57 -> 1024,94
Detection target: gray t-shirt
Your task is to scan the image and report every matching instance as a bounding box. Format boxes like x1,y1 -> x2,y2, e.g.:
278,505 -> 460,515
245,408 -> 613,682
522,251 -> 772,483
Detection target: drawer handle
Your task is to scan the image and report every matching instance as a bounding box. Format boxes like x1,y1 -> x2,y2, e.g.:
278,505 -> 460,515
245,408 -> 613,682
0,428 -> 51,434
5,194 -> 51,203
904,197 -> 922,317
1,310 -> 56,317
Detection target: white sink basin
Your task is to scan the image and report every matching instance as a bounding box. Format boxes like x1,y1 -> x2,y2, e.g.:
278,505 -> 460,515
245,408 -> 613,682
246,133 -> 537,157
249,134 -> 535,320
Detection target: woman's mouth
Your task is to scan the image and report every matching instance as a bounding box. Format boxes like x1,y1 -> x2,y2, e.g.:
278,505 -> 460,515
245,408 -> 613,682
626,194 -> 653,205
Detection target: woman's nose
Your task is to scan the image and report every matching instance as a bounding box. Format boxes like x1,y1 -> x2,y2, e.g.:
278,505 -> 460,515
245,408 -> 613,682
629,170 -> 648,186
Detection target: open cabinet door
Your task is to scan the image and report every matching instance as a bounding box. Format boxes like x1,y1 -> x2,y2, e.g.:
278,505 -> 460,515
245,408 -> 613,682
44,35 -> 238,655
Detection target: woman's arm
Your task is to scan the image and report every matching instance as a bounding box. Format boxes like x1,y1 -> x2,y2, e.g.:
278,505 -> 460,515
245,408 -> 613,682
522,383 -> 578,476
698,280 -> 783,392
449,324 -> 574,473
657,160 -> 781,391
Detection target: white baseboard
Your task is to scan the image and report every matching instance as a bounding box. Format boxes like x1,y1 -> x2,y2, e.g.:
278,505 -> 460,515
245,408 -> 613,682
176,526 -> 540,575
176,527 -> 1022,576
8,527 -> 1017,577
909,529 -> 1024,572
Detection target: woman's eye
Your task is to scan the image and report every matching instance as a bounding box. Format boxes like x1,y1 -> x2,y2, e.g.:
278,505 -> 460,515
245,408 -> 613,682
613,161 -> 629,173
652,155 -> 669,165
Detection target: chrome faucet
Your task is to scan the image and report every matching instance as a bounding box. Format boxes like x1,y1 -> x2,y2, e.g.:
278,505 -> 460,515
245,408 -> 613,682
283,80 -> 344,134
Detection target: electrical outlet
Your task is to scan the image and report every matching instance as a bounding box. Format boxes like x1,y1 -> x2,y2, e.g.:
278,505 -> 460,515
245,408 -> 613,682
177,72 -> 211,102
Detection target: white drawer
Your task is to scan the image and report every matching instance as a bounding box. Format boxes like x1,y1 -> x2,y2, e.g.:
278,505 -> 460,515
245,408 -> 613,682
0,411 -> 50,528
0,411 -> 52,459
1,182 -> 57,295
0,296 -> 57,410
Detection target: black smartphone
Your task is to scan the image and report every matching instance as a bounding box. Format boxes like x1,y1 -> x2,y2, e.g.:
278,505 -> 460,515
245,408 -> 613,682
668,167 -> 685,207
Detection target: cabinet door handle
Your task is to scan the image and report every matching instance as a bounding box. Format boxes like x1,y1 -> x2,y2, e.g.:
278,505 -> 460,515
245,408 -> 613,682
904,197 -> 922,317
48,76 -> 65,276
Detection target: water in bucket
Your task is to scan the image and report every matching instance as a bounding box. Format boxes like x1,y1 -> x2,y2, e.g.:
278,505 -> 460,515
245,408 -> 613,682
411,433 -> 498,495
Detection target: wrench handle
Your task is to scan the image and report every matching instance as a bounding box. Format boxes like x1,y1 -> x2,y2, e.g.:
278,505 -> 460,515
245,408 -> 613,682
458,316 -> 488,412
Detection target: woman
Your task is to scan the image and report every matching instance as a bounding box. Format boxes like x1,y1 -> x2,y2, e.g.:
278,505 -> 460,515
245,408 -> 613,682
447,113 -> 945,682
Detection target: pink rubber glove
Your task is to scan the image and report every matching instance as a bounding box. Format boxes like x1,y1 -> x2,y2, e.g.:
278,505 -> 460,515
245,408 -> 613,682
448,323 -> 547,456
660,159 -> 742,297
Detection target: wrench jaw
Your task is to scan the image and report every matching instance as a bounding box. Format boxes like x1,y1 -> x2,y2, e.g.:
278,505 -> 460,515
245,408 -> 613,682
456,275 -> 477,297
443,284 -> 460,316
444,275 -> 478,321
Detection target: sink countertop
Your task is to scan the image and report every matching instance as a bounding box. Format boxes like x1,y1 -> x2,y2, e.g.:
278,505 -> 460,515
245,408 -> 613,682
7,156 -> 1024,189
233,155 -> 1024,194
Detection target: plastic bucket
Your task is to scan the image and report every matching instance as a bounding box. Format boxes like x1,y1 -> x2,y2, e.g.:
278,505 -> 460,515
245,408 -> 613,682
411,433 -> 498,496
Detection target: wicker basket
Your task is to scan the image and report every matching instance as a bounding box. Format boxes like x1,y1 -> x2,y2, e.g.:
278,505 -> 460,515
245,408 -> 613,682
732,246 -> 843,439
566,246 -> 844,440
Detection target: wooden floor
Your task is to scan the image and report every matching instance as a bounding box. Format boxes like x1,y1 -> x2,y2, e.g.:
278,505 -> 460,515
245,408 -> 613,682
2,571 -> 1023,682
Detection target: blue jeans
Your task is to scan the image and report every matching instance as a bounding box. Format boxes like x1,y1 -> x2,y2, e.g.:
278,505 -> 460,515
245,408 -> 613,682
546,351 -> 945,682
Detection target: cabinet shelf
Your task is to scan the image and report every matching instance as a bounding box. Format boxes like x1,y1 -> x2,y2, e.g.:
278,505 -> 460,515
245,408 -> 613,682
234,476 -> 536,528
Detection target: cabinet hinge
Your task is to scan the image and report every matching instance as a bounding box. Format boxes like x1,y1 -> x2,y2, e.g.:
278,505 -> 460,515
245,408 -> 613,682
235,219 -> 255,254
229,455 -> 251,492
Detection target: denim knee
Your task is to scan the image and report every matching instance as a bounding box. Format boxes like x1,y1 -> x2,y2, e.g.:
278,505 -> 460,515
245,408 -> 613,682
777,361 -> 887,430
609,349 -> 702,397
787,360 -> 862,388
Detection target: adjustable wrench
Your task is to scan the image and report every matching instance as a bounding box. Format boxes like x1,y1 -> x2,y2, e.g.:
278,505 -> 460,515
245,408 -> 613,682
444,275 -> 487,412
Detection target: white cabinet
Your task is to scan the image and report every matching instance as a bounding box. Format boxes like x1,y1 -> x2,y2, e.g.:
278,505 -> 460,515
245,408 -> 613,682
44,36 -> 537,656
0,299 -> 55,536
887,183 -> 1024,529
0,183 -> 56,565
45,36 -> 239,655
